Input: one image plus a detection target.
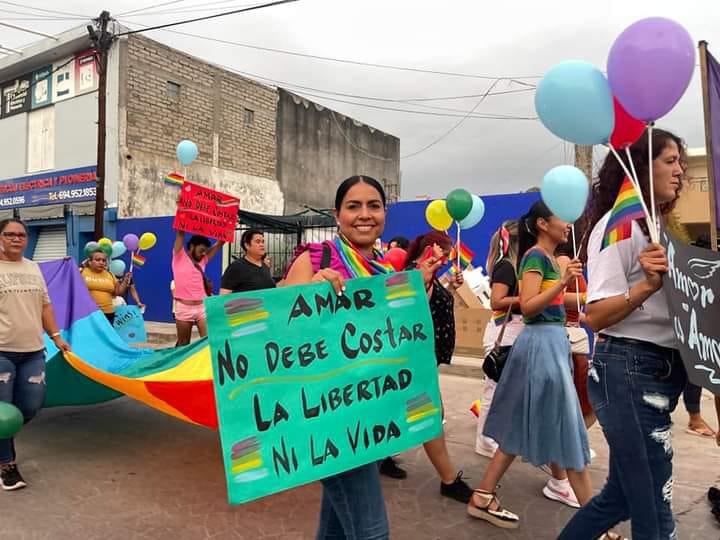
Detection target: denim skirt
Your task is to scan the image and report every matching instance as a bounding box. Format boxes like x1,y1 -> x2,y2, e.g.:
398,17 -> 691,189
483,323 -> 590,471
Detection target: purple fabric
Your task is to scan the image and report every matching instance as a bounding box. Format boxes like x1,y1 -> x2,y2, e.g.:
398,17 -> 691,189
707,49 -> 720,225
286,241 -> 353,280
39,259 -> 98,330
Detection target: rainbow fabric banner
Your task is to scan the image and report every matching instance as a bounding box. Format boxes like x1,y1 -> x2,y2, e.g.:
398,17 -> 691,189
164,172 -> 185,187
40,259 -> 219,428
601,176 -> 646,250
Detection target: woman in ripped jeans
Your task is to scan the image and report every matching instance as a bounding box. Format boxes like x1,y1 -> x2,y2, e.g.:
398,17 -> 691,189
559,129 -> 689,540
0,219 -> 70,491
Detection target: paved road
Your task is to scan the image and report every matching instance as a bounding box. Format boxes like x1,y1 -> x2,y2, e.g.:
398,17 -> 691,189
2,374 -> 719,539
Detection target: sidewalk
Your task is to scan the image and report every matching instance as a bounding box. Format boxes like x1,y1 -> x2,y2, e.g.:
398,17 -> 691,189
2,373 -> 719,539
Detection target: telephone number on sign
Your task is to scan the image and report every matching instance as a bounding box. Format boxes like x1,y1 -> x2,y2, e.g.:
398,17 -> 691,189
0,196 -> 25,207
48,187 -> 96,201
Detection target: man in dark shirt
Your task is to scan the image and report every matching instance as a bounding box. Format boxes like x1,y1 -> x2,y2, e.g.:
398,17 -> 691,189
220,229 -> 276,294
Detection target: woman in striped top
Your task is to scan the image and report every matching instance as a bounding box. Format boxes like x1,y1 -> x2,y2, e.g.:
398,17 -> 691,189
467,200 -> 591,529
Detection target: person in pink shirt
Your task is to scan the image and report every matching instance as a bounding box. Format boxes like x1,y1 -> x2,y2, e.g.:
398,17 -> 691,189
172,230 -> 224,346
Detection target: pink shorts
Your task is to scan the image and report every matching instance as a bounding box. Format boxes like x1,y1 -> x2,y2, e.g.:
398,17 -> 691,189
175,301 -> 206,323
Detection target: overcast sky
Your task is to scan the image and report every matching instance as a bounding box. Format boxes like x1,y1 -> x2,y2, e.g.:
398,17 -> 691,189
4,0 -> 719,198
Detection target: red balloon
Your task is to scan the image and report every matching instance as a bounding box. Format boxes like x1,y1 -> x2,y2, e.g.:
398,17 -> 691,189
385,248 -> 407,271
610,97 -> 646,149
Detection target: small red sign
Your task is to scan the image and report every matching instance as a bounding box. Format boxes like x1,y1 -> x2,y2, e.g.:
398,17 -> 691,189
173,181 -> 240,243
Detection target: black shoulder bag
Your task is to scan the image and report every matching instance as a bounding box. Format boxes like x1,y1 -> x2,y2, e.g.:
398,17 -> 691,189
482,306 -> 513,382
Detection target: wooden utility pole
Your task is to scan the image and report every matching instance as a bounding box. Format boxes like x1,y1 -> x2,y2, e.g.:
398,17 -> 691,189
574,144 -> 593,181
699,40 -> 719,251
88,11 -> 113,239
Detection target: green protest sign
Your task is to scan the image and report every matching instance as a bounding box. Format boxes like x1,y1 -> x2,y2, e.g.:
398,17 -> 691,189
205,271 -> 443,504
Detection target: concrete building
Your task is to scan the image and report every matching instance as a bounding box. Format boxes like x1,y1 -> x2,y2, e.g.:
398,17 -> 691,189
0,25 -> 400,263
675,148 -> 714,242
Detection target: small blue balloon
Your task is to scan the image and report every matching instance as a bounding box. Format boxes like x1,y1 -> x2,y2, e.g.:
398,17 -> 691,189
109,259 -> 126,277
459,194 -> 485,230
111,241 -> 126,259
176,140 -> 198,166
541,166 -> 589,223
535,60 -> 614,145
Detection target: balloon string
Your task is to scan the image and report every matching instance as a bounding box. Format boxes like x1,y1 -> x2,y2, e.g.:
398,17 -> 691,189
606,144 -> 658,243
571,224 -> 581,316
457,222 -> 461,269
625,146 -> 639,186
648,123 -> 657,241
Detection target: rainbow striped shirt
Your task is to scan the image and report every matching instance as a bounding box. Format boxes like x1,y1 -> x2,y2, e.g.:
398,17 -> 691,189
519,248 -> 565,325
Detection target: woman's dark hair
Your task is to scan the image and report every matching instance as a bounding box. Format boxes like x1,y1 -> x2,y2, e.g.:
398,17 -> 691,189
90,249 -> 107,259
388,236 -> 409,250
404,231 -> 453,270
579,128 -> 686,262
517,200 -> 554,270
241,229 -> 263,251
187,235 -> 211,249
334,175 -> 387,210
0,218 -> 28,234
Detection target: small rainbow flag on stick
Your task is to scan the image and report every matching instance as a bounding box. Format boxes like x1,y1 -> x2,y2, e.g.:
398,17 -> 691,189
469,399 -> 482,418
164,172 -> 185,187
451,240 -> 475,269
131,253 -> 146,267
601,176 -> 647,250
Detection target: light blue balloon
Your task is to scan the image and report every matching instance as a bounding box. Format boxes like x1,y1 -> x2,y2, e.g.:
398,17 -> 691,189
541,166 -> 589,223
109,259 -> 126,277
176,140 -> 198,166
111,241 -> 126,259
459,194 -> 485,230
535,60 -> 614,145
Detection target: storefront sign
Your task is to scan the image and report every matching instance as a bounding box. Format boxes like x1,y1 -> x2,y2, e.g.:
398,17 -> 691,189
30,65 -> 53,110
1,74 -> 32,118
0,166 -> 97,209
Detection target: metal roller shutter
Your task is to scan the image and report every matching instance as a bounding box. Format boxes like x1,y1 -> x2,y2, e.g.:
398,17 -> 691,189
33,226 -> 67,262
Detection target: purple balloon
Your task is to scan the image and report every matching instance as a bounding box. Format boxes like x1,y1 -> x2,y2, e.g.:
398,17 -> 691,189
607,17 -> 695,122
123,233 -> 140,252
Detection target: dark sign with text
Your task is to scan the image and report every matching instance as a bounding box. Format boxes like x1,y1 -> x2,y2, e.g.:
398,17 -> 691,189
173,180 -> 239,243
0,166 -> 97,209
662,227 -> 720,393
206,272 -> 442,503
1,74 -> 32,119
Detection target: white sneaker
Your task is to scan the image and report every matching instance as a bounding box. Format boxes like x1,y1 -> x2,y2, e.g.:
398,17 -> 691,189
542,478 -> 580,508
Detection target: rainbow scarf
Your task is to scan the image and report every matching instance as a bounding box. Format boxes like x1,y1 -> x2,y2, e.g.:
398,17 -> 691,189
333,235 -> 394,278
601,176 -> 646,250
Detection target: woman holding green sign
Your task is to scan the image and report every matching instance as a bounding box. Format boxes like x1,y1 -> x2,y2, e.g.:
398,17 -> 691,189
284,176 -> 442,540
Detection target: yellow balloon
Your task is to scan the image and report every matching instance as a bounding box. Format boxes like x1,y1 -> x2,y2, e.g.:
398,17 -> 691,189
138,232 -> 157,251
425,199 -> 453,231
98,237 -> 112,246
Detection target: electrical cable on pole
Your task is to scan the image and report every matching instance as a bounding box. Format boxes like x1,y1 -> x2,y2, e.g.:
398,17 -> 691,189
88,10 -> 114,239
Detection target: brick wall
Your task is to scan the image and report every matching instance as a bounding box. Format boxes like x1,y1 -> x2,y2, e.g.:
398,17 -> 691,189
124,35 -> 276,180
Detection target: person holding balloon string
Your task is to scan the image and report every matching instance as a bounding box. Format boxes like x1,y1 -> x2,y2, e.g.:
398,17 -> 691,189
466,199 -> 592,530
80,248 -> 124,325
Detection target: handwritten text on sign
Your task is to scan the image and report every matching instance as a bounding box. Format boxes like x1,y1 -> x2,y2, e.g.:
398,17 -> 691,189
205,272 -> 442,504
662,227 -> 720,393
173,181 -> 239,243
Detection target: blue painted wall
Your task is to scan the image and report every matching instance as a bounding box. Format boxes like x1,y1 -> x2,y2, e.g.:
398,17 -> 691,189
383,192 -> 541,270
116,216 -> 224,323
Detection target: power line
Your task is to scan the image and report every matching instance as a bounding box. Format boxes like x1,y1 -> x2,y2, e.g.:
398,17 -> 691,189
118,19 -> 541,81
117,0 -> 190,17
122,2 -> 264,17
0,1 -> 90,18
330,111 -> 396,163
0,7 -> 86,20
400,79 -> 503,159
116,0 -> 299,36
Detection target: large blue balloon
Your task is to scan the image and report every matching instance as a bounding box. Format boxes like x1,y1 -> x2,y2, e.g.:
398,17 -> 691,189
111,241 -> 126,259
109,259 -> 126,277
459,194 -> 485,230
541,165 -> 589,223
535,60 -> 614,145
176,140 -> 198,166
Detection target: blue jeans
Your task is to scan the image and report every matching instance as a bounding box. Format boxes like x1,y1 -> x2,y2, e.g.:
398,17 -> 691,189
558,336 -> 687,540
0,350 -> 47,464
316,463 -> 389,540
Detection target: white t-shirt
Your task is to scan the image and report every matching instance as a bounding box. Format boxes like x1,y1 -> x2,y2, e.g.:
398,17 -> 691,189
587,212 -> 676,348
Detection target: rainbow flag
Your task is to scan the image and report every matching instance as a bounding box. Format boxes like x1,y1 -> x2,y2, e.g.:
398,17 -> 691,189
164,172 -> 185,187
131,253 -> 145,267
601,176 -> 646,250
469,399 -> 482,418
451,240 -> 475,268
445,262 -> 460,279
